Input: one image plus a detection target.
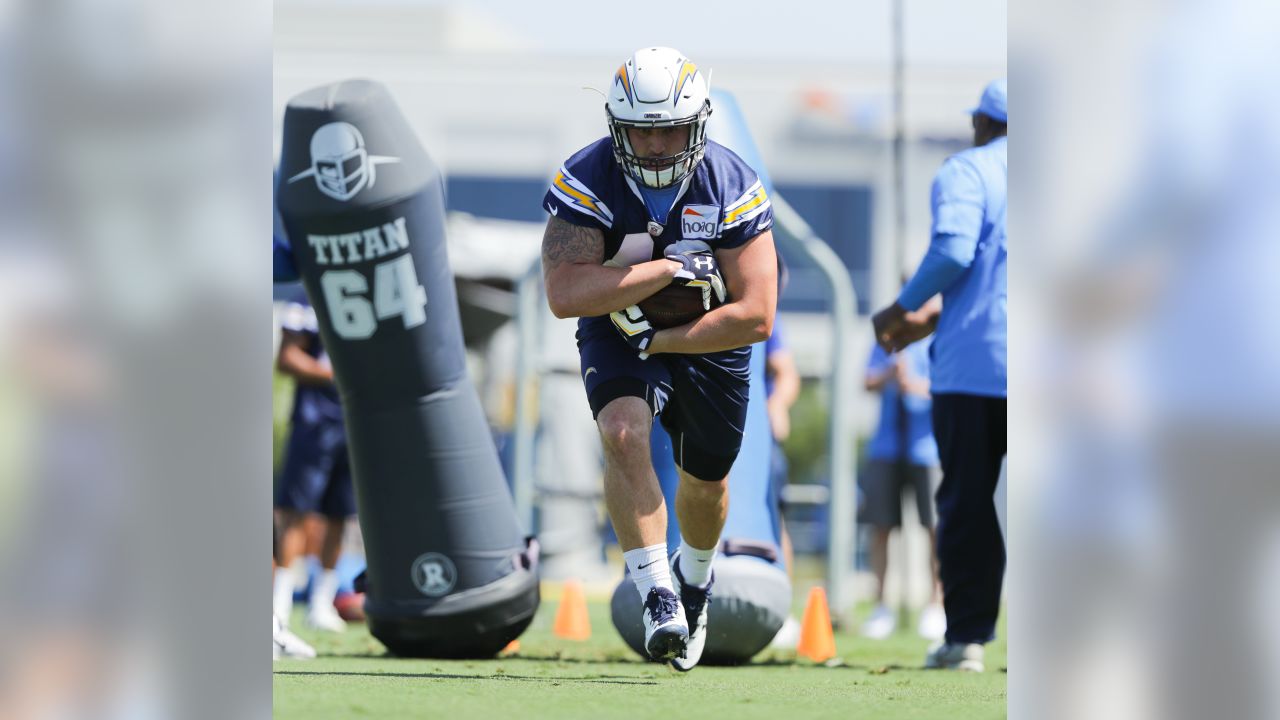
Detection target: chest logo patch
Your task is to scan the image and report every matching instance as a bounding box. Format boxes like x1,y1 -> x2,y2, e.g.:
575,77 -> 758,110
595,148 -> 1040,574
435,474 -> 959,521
681,205 -> 720,240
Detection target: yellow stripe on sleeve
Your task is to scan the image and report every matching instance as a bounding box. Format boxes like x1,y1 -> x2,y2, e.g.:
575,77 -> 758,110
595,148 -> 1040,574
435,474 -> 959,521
723,190 -> 767,225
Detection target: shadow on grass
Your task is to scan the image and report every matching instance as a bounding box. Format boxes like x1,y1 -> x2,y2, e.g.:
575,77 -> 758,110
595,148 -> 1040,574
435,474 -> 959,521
321,651 -> 647,665
495,653 -> 646,665
273,670 -> 659,686
746,658 -> 959,674
317,652 -> 925,672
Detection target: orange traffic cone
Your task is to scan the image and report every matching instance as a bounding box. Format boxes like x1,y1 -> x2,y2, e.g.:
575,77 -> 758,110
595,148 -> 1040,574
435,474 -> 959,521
552,579 -> 591,640
796,586 -> 837,662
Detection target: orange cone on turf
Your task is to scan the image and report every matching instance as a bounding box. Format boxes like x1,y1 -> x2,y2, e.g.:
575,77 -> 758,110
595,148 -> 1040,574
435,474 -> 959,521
796,586 -> 837,662
552,579 -> 591,640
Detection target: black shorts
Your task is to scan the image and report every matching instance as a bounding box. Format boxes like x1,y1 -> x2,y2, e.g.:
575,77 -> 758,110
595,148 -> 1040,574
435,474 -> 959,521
858,459 -> 941,528
577,319 -> 751,481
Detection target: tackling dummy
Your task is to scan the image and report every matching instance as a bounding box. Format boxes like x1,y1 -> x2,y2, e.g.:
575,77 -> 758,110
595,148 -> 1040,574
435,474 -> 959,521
275,79 -> 539,658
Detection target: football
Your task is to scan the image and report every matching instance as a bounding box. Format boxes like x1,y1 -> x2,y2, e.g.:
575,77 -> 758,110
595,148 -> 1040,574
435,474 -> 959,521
638,283 -> 716,329
334,591 -> 367,622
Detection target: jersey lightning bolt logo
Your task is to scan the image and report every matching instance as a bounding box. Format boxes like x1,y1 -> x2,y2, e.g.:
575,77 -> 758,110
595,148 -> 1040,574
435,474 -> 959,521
549,168 -> 615,228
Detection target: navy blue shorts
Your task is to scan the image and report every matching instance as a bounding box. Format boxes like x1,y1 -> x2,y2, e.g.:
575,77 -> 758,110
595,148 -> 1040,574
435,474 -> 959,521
274,417 -> 356,518
577,319 -> 751,481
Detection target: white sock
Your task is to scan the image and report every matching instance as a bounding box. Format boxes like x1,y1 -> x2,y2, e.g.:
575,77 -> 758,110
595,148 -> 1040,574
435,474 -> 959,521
624,543 -> 673,602
273,572 -> 295,623
677,540 -> 716,588
310,569 -> 341,613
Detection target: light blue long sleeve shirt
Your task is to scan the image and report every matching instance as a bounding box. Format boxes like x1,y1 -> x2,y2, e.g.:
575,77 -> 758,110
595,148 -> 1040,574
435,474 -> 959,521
898,136 -> 1006,397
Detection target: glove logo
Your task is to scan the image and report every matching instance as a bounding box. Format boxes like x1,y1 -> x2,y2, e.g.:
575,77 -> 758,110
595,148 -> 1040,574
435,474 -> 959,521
681,205 -> 720,240
288,122 -> 401,202
410,552 -> 457,597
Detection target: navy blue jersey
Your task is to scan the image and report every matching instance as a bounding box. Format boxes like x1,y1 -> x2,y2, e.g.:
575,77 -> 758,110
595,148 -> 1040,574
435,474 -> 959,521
544,138 -> 772,261
278,301 -> 343,424
543,137 -> 774,340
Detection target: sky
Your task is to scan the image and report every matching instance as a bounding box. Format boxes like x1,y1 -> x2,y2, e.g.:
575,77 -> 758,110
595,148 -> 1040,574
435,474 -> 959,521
305,0 -> 1007,68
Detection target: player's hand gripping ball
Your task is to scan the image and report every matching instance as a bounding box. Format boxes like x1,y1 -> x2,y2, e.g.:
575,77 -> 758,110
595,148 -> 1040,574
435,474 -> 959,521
637,240 -> 727,330
610,304 -> 658,359
664,239 -> 727,312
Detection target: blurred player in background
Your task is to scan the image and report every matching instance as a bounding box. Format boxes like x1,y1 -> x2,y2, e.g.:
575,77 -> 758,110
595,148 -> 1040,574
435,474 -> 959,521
272,602 -> 316,660
764,257 -> 799,571
540,47 -> 777,669
872,79 -> 1007,671
271,186 -> 318,658
272,298 -> 356,633
765,316 -> 800,570
764,311 -> 802,648
860,335 -> 945,641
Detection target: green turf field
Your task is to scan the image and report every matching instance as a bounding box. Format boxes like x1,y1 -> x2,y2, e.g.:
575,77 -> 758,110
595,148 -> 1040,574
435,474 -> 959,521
274,584 -> 1006,719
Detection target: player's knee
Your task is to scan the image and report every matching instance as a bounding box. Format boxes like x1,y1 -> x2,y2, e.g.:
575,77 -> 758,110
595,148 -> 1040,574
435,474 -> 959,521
275,507 -> 303,528
597,413 -> 649,463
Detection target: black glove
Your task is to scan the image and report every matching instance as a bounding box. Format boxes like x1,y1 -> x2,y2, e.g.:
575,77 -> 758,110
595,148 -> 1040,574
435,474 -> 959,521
665,240 -> 727,311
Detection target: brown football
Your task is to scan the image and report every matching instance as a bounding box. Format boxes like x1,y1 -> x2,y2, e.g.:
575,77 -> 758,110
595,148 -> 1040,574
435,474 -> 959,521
639,283 -> 714,329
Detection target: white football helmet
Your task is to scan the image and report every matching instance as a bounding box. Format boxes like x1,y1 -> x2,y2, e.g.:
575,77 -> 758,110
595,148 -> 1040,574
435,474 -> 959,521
286,121 -> 400,202
606,47 -> 712,189
309,122 -> 371,200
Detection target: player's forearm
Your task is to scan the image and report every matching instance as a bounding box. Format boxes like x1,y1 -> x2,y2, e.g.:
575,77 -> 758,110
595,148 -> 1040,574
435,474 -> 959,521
768,353 -> 801,408
276,347 -> 334,385
280,364 -> 334,386
545,259 -> 679,318
865,361 -> 906,389
905,377 -> 931,397
773,370 -> 801,409
649,300 -> 772,354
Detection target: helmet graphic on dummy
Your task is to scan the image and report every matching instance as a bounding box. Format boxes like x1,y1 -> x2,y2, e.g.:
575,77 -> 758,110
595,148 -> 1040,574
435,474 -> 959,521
287,121 -> 400,202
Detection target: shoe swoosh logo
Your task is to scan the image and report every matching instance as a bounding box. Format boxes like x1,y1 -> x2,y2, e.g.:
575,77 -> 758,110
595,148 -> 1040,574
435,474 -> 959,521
584,367 -> 597,379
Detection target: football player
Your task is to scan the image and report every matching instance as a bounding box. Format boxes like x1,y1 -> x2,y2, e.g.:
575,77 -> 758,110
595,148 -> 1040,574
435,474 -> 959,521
272,298 -> 356,633
540,47 -> 777,670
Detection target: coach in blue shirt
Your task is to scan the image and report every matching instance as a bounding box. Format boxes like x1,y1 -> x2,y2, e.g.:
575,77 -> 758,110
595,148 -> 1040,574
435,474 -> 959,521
871,79 -> 1007,672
